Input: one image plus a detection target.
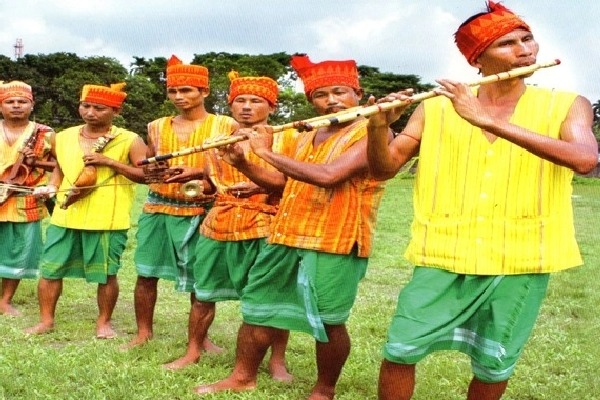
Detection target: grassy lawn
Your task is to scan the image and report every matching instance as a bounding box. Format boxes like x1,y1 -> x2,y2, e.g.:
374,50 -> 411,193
1,176 -> 599,400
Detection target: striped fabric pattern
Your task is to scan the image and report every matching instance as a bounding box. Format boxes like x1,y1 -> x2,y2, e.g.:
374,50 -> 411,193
0,221 -> 42,278
201,129 -> 297,241
144,115 -> 236,216
405,86 -> 582,275
0,122 -> 53,222
268,120 -> 385,257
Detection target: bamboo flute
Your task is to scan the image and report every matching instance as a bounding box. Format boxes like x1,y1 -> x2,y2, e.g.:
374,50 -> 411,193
139,59 -> 560,165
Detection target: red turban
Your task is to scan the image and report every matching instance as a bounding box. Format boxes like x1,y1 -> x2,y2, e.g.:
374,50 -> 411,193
227,70 -> 278,106
290,54 -> 360,98
0,80 -> 33,102
166,55 -> 209,89
455,1 -> 530,65
80,83 -> 127,108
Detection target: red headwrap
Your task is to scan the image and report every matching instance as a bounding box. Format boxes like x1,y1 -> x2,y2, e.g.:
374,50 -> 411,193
455,1 -> 531,65
0,80 -> 33,102
166,55 -> 209,89
227,70 -> 278,106
290,54 -> 360,98
80,83 -> 127,108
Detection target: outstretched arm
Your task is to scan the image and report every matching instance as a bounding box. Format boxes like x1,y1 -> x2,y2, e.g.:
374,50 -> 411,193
435,80 -> 599,174
366,92 -> 421,181
218,139 -> 287,192
249,125 -> 371,188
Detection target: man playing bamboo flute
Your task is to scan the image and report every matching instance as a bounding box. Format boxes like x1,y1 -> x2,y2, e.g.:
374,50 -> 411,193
366,2 -> 599,399
0,80 -> 55,317
26,83 -> 148,338
124,55 -> 236,351
163,72 -> 294,382
193,54 -> 388,400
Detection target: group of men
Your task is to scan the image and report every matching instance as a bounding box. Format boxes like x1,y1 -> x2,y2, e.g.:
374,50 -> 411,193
1,2 -> 598,399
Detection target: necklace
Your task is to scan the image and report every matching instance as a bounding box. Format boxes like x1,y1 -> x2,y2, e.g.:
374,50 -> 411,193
79,126 -> 116,154
80,125 -> 113,139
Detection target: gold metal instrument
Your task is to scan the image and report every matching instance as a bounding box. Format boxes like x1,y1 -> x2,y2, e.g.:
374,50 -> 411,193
180,180 -> 204,197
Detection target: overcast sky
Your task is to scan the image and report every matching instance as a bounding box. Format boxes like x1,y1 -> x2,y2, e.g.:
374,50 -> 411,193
1,0 -> 598,102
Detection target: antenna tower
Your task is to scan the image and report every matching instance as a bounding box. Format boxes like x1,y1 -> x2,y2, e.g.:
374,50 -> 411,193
14,38 -> 24,60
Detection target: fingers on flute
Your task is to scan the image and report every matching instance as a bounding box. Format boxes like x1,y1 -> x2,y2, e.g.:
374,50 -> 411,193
378,90 -> 414,103
254,124 -> 274,134
293,121 -> 313,132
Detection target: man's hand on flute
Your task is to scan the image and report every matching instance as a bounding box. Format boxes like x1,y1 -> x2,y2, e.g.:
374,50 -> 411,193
366,89 -> 414,128
247,125 -> 274,158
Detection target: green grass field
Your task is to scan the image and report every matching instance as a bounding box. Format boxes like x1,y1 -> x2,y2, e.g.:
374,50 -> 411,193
1,176 -> 599,400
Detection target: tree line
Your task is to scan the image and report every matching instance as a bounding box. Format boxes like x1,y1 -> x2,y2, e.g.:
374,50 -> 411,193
0,52 -> 436,140
2,52 -> 598,141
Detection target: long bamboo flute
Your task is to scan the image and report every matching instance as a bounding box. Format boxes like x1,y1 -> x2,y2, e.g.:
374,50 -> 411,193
138,107 -> 365,165
139,59 -> 560,165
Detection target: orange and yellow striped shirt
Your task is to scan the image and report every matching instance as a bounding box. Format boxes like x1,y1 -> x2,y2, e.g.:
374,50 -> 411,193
143,115 -> 236,216
405,86 -> 581,275
0,122 -> 54,222
269,120 -> 385,257
201,129 -> 298,241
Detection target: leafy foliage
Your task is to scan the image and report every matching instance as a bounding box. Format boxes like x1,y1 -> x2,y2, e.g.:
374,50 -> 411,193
359,65 -> 435,132
1,52 -> 438,139
592,100 -> 600,141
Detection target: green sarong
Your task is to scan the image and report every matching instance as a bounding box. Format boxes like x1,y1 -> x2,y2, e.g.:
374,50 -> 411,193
193,237 -> 266,302
134,212 -> 203,292
383,266 -> 549,383
0,221 -> 42,279
40,225 -> 128,284
241,243 -> 367,342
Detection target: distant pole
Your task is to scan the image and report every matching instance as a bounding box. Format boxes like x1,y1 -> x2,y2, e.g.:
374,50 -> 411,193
14,38 -> 24,60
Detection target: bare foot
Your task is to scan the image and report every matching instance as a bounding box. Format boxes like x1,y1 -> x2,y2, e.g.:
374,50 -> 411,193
203,337 -> 224,354
194,376 -> 256,395
308,392 -> 335,400
0,303 -> 22,317
269,361 -> 293,383
24,322 -> 54,335
96,323 -> 117,339
119,334 -> 152,351
162,354 -> 200,370
308,387 -> 335,400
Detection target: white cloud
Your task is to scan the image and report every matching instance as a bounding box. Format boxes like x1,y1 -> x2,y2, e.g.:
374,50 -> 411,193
0,0 -> 598,101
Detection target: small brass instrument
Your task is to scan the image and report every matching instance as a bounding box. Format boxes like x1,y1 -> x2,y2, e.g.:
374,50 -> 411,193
180,180 -> 204,197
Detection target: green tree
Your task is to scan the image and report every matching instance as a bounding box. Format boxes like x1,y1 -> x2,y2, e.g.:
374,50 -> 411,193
10,53 -> 128,131
120,73 -> 172,140
359,65 -> 435,132
128,56 -> 168,89
591,100 -> 600,142
192,52 -> 290,115
2,51 -> 435,139
0,55 -> 33,81
273,87 -> 316,126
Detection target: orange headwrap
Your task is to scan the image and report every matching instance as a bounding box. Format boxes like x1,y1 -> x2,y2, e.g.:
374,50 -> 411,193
290,54 -> 360,98
0,80 -> 33,102
227,70 -> 278,106
80,83 -> 127,108
455,1 -> 530,65
166,55 -> 209,89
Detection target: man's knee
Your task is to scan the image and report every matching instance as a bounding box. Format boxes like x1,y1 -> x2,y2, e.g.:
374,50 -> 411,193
192,299 -> 216,314
136,275 -> 159,289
